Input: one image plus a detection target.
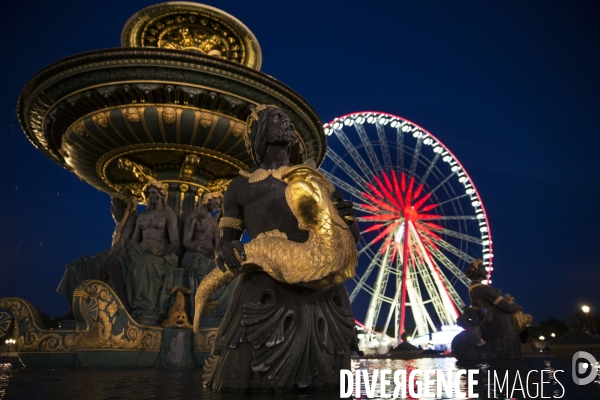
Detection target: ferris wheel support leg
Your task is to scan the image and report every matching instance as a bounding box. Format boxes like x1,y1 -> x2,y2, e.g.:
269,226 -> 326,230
399,220 -> 410,337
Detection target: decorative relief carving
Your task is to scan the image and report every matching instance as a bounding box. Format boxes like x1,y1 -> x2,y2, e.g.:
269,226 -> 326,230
0,298 -> 76,353
73,280 -> 163,351
163,107 -> 177,124
193,328 -> 217,352
92,112 -> 109,127
125,107 -> 141,123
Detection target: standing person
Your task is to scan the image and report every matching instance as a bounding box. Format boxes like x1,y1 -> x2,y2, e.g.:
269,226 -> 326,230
202,105 -> 360,392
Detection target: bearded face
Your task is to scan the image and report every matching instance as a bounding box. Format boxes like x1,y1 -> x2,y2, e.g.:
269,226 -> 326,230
264,108 -> 297,145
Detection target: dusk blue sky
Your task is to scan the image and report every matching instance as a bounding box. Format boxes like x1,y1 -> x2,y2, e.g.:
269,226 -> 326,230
1,1 -> 599,324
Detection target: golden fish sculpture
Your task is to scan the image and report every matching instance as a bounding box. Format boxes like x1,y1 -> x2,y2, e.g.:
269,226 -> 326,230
193,164 -> 358,333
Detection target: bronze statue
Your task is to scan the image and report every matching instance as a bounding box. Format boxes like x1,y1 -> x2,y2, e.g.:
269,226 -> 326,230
57,196 -> 137,319
199,105 -> 360,392
182,191 -> 233,319
105,180 -> 179,319
452,259 -> 524,360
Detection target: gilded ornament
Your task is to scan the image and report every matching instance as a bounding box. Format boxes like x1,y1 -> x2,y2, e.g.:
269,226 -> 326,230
125,107 -> 141,122
232,122 -> 245,138
73,281 -> 163,351
162,287 -> 193,329
180,154 -> 200,180
92,112 -> 109,128
199,112 -> 213,129
218,217 -> 244,231
193,164 -> 358,332
0,297 -> 76,353
207,178 -> 232,193
72,120 -> 86,136
163,107 -> 177,124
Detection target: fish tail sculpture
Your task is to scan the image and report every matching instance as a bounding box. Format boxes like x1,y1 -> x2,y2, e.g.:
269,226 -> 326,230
193,165 -> 358,333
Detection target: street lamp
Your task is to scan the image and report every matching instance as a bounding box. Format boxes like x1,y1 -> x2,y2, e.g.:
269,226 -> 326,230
4,339 -> 15,357
582,305 -> 590,314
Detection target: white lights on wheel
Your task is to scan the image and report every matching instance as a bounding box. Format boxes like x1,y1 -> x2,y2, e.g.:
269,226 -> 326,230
322,111 -> 494,346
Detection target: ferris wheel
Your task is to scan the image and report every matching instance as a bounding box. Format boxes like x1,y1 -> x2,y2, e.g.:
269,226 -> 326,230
319,111 -> 493,347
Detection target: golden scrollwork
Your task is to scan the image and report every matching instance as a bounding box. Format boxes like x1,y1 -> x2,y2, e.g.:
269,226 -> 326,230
73,280 -> 162,351
117,157 -> 158,183
0,298 -> 76,353
193,328 -> 218,352
207,178 -> 232,192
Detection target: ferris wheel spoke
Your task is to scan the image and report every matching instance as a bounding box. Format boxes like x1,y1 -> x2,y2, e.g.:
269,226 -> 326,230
438,270 -> 466,310
365,245 -> 395,333
376,122 -> 393,171
408,136 -> 424,180
435,193 -> 469,206
412,249 -> 454,326
428,171 -> 457,195
320,168 -> 375,207
396,126 -> 405,171
349,249 -> 384,302
354,122 -> 383,173
332,128 -> 376,178
324,149 -> 369,188
425,245 -> 471,287
426,215 -> 478,221
411,223 -> 458,324
430,227 -> 484,244
425,235 -> 475,264
418,152 -> 441,186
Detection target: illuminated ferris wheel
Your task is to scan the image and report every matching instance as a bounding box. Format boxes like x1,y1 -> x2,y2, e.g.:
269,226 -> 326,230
319,111 -> 493,347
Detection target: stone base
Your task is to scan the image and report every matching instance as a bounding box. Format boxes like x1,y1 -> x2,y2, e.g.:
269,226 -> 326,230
155,328 -> 194,368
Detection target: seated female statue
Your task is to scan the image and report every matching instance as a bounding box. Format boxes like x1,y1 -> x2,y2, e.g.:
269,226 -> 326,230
107,179 -> 179,319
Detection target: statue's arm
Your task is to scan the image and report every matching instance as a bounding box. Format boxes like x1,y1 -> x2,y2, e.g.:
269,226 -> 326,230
182,214 -> 198,251
483,287 -> 522,313
131,217 -> 142,243
160,207 -> 180,256
215,177 -> 246,272
331,190 -> 360,243
121,214 -> 137,241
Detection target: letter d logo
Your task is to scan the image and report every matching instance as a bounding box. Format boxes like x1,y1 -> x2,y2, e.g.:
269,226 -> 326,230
572,351 -> 598,385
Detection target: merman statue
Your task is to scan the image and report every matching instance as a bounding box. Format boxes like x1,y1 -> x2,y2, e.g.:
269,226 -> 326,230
196,105 -> 360,392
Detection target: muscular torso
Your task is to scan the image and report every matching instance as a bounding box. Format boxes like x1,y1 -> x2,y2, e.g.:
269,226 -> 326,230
230,175 -> 308,243
137,209 -> 170,245
185,209 -> 218,250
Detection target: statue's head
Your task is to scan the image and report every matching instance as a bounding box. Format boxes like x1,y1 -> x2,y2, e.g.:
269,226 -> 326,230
201,191 -> 223,212
465,259 -> 487,281
143,179 -> 168,207
245,105 -> 298,164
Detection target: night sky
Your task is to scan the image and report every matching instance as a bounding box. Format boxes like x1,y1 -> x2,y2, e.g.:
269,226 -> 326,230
1,1 -> 599,324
